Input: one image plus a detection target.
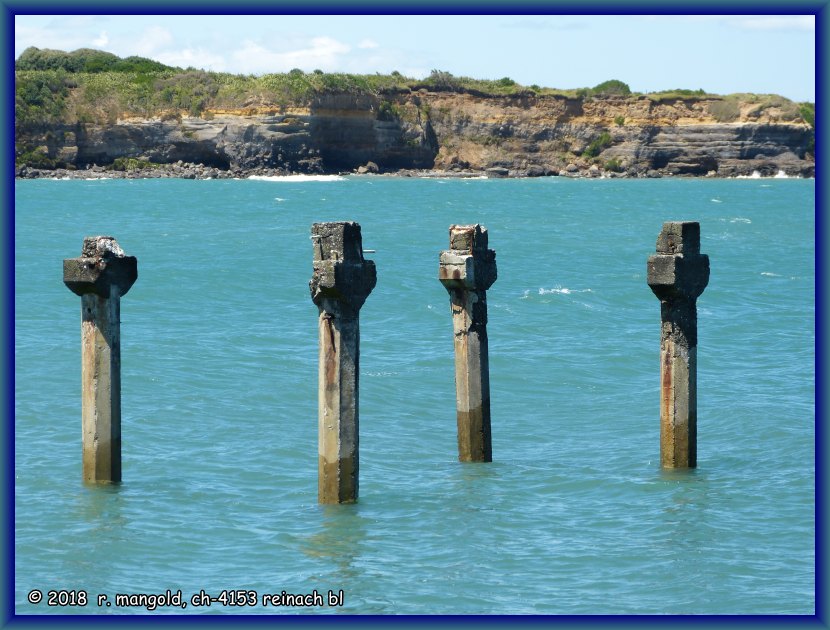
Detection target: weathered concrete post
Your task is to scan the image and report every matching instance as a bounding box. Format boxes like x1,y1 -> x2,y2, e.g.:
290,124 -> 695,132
309,222 -> 376,504
439,224 -> 497,462
63,236 -> 138,483
647,222 -> 709,468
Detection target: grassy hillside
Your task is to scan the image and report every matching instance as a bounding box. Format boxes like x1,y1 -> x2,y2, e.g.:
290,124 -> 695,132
16,47 -> 814,129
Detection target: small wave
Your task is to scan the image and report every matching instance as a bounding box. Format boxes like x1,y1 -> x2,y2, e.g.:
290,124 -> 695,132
761,272 -> 782,277
730,217 -> 752,224
274,197 -> 286,202
733,170 -> 797,180
491,302 -> 515,314
711,198 -> 723,203
248,175 -> 345,182
539,286 -> 593,296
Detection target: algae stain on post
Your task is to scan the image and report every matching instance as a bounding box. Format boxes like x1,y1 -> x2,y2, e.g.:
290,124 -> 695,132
439,224 -> 497,462
647,222 -> 709,469
64,236 -> 138,483
309,222 -> 376,504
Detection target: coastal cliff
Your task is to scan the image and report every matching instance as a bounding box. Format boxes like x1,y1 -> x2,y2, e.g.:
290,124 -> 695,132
419,91 -> 813,177
14,50 -> 814,178
17,91 -> 813,179
48,94 -> 437,174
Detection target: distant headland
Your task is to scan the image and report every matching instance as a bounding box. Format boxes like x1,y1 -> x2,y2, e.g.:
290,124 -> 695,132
15,47 -> 814,179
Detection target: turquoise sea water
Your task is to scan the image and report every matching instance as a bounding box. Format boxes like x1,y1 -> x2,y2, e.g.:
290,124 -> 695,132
14,176 -> 814,615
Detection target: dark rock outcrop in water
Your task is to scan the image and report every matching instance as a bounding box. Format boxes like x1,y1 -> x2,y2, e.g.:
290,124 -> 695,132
15,91 -> 813,178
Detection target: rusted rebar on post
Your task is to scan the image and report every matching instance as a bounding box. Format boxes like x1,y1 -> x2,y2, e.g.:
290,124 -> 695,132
309,222 -> 376,504
647,222 -> 709,468
439,224 -> 497,462
63,236 -> 138,483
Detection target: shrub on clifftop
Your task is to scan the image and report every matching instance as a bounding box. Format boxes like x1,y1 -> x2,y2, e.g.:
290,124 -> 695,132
590,79 -> 631,97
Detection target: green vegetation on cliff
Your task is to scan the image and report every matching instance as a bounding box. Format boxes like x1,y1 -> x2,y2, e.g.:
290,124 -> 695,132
14,47 -> 815,175
798,102 -> 815,128
583,132 -> 613,158
589,79 -> 631,97
16,46 -> 172,74
799,102 -> 815,155
15,47 -> 813,129
15,68 -> 70,127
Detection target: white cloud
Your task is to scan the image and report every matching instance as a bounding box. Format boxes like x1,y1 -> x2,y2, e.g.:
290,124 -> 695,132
92,31 -> 109,48
45,15 -> 103,29
155,48 -> 227,71
230,36 -> 351,74
402,67 -> 429,80
105,25 -> 231,70
736,16 -> 814,31
642,14 -> 814,32
502,18 -> 587,31
14,17 -> 427,77
132,25 -> 174,57
15,23 -> 99,56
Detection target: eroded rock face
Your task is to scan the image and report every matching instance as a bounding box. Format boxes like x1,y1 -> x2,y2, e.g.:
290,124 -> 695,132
17,92 -> 814,177
70,110 -> 435,172
422,92 -> 813,177
25,92 -> 438,174
600,123 -> 814,176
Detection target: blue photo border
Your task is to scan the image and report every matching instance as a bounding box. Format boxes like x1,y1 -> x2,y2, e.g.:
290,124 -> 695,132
2,1 -> 824,627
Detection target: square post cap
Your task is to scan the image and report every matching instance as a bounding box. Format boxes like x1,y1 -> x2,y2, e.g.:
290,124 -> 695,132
309,222 -> 376,312
439,224 -> 497,291
63,236 -> 138,298
655,221 -> 700,255
647,222 -> 709,301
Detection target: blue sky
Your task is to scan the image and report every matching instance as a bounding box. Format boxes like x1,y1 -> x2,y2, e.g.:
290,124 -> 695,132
14,14 -> 816,102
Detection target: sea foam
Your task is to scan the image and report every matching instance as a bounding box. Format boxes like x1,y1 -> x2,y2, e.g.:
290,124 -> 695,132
248,174 -> 346,182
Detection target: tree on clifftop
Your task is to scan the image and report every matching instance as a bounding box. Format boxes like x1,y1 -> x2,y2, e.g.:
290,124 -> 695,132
426,69 -> 461,91
591,79 -> 631,97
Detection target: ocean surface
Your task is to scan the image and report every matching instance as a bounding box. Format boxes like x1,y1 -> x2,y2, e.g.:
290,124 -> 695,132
14,176 -> 815,615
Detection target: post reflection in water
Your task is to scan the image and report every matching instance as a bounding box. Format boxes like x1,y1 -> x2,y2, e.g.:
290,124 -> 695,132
300,505 -> 369,610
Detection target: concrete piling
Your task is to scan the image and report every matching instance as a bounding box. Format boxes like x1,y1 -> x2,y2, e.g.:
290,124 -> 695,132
309,222 -> 376,504
647,222 -> 709,468
63,236 -> 138,483
439,224 -> 497,462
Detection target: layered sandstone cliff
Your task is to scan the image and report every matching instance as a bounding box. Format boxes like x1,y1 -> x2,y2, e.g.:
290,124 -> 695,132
16,90 -> 814,178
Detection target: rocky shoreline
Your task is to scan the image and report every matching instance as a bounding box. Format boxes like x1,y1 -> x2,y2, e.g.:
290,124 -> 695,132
15,91 -> 814,183
15,158 -> 813,181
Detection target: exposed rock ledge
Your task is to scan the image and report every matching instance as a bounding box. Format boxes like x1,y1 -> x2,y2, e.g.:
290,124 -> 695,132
15,92 -> 814,179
